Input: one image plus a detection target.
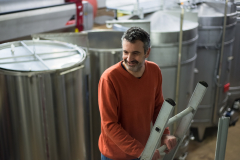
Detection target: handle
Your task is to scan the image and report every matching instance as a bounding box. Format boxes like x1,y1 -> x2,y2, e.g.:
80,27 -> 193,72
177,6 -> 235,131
60,65 -> 84,75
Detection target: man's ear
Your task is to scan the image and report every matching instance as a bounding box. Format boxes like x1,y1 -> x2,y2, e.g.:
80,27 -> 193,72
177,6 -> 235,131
145,48 -> 151,58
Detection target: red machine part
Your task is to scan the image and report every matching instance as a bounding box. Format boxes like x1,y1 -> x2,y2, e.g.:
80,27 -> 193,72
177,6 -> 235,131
65,0 -> 84,32
224,83 -> 230,93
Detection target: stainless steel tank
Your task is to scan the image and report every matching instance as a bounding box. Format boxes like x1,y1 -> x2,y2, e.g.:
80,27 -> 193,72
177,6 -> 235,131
144,10 -> 198,159
145,10 -> 198,125
0,40 -> 89,160
227,1 -> 240,108
191,1 -> 237,140
33,30 -> 124,160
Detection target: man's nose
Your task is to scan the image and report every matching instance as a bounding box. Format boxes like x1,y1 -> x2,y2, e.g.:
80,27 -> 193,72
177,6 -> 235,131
127,53 -> 134,62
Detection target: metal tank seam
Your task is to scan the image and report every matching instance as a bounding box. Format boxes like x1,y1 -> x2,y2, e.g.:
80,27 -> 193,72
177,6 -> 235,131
152,35 -> 198,47
158,53 -> 197,68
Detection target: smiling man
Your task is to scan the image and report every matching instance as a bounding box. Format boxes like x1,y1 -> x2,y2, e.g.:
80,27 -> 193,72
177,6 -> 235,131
98,27 -> 176,160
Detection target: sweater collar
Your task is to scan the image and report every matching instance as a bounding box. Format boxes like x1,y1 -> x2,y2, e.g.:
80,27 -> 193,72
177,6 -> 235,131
119,60 -> 148,80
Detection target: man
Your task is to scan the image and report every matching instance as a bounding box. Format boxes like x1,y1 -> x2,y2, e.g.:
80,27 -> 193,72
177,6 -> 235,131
98,27 -> 176,160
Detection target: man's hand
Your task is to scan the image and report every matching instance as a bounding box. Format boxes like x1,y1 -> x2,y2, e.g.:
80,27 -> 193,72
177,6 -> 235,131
151,149 -> 161,160
161,135 -> 177,153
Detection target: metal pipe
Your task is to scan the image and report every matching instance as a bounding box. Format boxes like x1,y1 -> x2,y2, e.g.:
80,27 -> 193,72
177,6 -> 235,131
174,6 -> 184,132
214,117 -> 230,160
213,0 -> 228,125
21,41 -> 50,70
167,106 -> 194,127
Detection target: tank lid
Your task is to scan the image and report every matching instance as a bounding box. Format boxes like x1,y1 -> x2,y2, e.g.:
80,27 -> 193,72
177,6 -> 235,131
198,2 -> 236,17
0,40 -> 86,72
144,11 -> 198,32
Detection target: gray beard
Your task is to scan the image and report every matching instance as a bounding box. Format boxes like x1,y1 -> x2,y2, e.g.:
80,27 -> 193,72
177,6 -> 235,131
124,60 -> 144,72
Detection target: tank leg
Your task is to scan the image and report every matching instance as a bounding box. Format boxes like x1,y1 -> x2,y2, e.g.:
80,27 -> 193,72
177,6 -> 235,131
197,126 -> 206,141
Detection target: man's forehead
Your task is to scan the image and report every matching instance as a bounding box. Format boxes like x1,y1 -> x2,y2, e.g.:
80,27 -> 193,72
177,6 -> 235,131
122,39 -> 144,47
122,41 -> 144,53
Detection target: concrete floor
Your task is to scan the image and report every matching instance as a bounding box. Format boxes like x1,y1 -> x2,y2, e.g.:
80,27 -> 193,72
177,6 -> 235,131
187,121 -> 240,160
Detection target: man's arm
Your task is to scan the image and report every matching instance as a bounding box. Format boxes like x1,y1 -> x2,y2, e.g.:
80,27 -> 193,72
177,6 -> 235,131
98,77 -> 144,158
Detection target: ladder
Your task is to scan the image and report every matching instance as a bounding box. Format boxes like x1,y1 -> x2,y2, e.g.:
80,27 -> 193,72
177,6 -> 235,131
140,81 -> 208,160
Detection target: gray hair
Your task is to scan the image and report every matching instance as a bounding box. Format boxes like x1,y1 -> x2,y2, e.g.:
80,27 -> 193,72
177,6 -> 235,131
121,27 -> 150,54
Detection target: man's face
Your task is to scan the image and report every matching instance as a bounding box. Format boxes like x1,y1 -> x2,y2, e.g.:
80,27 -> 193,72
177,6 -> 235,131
122,39 -> 150,72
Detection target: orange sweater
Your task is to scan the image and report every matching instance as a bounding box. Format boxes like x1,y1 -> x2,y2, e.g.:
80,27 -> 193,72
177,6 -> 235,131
98,60 -> 170,160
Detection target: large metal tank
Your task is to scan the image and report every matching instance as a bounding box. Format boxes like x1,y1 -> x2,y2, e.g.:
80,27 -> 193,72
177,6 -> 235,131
227,1 -> 240,108
191,1 -> 237,140
33,30 -> 124,160
0,40 -> 89,160
144,10 -> 198,125
144,10 -> 198,159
